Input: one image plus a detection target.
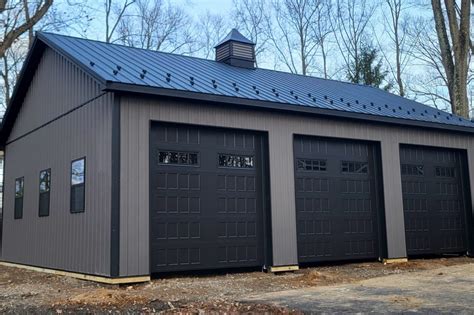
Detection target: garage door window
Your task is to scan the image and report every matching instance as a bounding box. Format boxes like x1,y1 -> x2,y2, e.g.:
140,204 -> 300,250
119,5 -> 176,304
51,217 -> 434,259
159,151 -> 199,166
14,177 -> 24,219
39,169 -> 51,217
296,159 -> 327,172
218,153 -> 254,168
341,161 -> 368,174
401,164 -> 424,176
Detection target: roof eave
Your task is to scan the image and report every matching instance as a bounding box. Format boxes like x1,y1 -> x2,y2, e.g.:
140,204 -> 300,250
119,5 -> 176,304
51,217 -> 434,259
104,82 -> 474,135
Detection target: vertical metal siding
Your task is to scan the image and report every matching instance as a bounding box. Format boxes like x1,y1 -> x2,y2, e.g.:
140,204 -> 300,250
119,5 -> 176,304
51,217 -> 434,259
119,101 -> 150,276
119,96 -> 474,276
120,97 -> 474,275
2,48 -> 113,276
380,138 -> 406,257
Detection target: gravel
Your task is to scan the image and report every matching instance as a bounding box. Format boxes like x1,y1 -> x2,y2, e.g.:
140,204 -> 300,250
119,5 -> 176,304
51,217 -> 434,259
0,256 -> 471,313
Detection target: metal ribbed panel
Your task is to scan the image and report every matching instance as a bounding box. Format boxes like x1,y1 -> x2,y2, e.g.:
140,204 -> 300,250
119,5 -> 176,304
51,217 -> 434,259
2,48 -> 113,276
120,96 -> 474,273
38,32 -> 474,129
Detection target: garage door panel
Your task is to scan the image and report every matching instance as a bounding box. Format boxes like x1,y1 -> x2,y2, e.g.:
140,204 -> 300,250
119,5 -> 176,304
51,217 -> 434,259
150,123 -> 265,273
294,136 -> 383,263
400,145 -> 469,256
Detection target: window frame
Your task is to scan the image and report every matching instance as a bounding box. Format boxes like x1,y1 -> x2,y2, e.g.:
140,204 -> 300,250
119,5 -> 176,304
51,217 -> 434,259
435,166 -> 456,178
158,150 -> 200,167
14,177 -> 24,220
38,168 -> 51,217
401,164 -> 424,176
217,153 -> 255,169
70,157 -> 86,213
296,159 -> 327,172
341,161 -> 369,174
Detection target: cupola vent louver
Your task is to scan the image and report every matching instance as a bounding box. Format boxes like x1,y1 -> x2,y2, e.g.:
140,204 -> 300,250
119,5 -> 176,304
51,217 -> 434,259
215,29 -> 256,69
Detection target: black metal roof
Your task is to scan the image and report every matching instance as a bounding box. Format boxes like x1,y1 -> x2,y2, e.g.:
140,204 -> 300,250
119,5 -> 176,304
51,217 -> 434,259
1,31 -> 474,145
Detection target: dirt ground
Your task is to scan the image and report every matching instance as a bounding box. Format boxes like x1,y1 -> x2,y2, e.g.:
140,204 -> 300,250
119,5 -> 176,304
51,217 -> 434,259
0,256 -> 471,314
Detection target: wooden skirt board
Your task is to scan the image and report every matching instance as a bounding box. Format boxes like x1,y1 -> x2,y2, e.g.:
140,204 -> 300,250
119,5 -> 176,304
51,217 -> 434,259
293,135 -> 385,263
149,123 -> 267,273
0,261 -> 150,284
400,145 -> 472,256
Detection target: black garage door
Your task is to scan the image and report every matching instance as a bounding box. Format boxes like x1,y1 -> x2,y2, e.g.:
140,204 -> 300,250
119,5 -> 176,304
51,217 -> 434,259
400,145 -> 471,256
150,123 -> 266,273
294,136 -> 384,263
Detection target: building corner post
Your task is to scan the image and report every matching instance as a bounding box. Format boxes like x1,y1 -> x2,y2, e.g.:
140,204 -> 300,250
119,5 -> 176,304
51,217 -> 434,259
110,93 -> 121,277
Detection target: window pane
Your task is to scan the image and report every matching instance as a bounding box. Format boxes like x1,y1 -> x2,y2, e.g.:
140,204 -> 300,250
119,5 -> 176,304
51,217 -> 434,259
15,177 -> 24,220
296,159 -> 327,172
218,154 -> 254,168
39,170 -> 51,193
39,192 -> 50,217
15,178 -> 24,198
159,151 -> 199,166
71,159 -> 85,185
14,197 -> 23,219
71,184 -> 85,213
341,161 -> 369,174
401,164 -> 424,176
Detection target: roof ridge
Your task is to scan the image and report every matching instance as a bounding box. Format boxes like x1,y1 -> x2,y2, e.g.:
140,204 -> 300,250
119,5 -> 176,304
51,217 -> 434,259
37,32 -> 383,89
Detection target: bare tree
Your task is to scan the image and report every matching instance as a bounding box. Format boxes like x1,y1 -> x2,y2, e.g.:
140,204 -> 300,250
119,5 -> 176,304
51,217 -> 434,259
0,0 -> 88,110
406,15 -> 454,110
232,0 -> 269,66
374,0 -> 417,97
105,0 -> 135,43
265,0 -> 322,75
331,0 -> 376,82
0,0 -> 55,112
116,0 -> 197,54
310,0 -> 334,79
196,11 -> 228,59
1,39 -> 26,108
431,0 -> 471,118
0,0 -> 53,58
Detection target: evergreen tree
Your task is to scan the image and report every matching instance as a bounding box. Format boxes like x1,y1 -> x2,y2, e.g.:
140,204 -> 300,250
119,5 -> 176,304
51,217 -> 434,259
347,44 -> 392,91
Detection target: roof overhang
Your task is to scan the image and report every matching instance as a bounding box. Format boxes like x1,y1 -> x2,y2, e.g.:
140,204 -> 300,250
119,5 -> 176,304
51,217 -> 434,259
105,82 -> 474,135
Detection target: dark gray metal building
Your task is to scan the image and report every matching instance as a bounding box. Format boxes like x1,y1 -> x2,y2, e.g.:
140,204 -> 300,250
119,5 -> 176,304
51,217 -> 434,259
0,29 -> 473,281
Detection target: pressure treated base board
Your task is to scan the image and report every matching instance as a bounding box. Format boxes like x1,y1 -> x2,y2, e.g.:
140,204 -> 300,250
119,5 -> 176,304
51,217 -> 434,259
383,258 -> 408,265
269,265 -> 299,273
0,261 -> 150,284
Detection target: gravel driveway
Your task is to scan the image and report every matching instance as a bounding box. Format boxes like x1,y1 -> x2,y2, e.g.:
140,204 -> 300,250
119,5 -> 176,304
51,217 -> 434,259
244,263 -> 474,314
0,257 -> 471,313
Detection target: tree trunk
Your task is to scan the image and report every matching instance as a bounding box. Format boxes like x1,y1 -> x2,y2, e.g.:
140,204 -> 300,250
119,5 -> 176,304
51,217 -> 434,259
431,0 -> 471,118
0,0 -> 53,58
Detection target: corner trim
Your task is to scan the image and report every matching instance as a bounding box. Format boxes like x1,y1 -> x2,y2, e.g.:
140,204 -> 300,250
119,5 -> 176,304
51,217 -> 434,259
110,94 -> 121,277
0,261 -> 149,284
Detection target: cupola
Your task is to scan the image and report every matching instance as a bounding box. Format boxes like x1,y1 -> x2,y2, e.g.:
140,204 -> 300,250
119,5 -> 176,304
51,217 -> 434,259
215,29 -> 256,69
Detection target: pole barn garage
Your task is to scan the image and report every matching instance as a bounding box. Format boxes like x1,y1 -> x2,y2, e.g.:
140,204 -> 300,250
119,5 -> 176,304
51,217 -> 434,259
0,30 -> 472,282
